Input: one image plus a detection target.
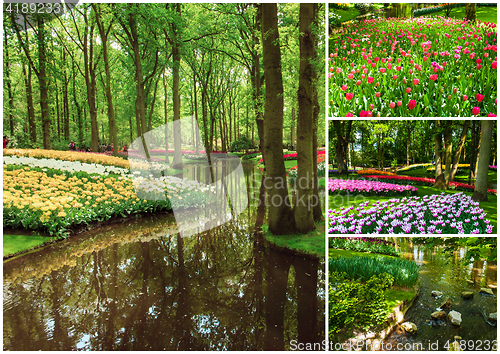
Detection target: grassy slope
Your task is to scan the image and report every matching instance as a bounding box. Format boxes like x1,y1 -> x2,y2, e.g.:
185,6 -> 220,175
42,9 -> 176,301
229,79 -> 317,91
329,248 -> 417,322
415,6 -> 497,24
4,234 -> 56,258
264,221 -> 325,259
329,168 -> 498,233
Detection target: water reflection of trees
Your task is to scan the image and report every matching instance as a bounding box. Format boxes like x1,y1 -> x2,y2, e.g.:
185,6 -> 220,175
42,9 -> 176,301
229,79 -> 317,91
4,212 -> 324,350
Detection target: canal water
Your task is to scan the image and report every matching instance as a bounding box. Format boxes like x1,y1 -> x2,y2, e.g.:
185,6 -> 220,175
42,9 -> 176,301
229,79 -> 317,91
3,163 -> 325,350
385,238 -> 497,351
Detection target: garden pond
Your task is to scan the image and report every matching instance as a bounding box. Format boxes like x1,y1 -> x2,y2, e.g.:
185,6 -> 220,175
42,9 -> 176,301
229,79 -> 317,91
3,162 -> 325,350
385,238 -> 497,351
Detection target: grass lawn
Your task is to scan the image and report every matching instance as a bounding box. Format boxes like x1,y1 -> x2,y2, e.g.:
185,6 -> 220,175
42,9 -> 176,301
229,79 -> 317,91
331,8 -> 361,23
4,234 -> 56,258
415,6 -> 497,24
264,221 -> 325,258
329,248 -> 398,260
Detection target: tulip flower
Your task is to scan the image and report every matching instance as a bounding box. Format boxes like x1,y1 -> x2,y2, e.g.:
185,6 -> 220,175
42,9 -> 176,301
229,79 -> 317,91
341,85 -> 347,91
487,113 -> 497,117
346,92 -> 353,100
346,112 -> 353,117
406,87 -> 411,94
409,100 -> 417,110
376,92 -> 381,98
367,77 -> 374,84
413,78 -> 420,85
430,74 -> 438,81
397,101 -> 402,107
390,101 -> 396,109
472,106 -> 480,115
476,94 -> 485,102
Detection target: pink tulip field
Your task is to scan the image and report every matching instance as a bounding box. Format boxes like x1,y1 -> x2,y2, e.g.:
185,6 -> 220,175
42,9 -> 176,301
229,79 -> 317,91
329,16 -> 497,117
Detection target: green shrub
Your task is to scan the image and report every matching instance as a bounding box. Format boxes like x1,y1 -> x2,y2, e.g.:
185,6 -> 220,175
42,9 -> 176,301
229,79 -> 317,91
329,271 -> 394,335
329,256 -> 419,288
230,136 -> 253,152
328,237 -> 399,257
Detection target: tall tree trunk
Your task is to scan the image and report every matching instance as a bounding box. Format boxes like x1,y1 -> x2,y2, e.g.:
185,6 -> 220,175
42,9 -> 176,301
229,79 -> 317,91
261,3 -> 295,235
23,64 -> 37,143
252,4 -> 264,163
333,121 -> 351,174
37,16 -> 51,149
290,107 -> 296,150
163,73 -> 170,162
94,5 -> 118,156
443,121 -> 453,184
472,120 -> 493,201
465,3 -> 476,23
469,120 -> 477,181
406,121 -> 410,166
4,31 -> 15,137
294,3 -> 316,233
450,120 -> 470,181
434,120 -> 446,189
62,51 -> 70,140
72,60 -> 83,146
83,12 -> 99,152
171,3 -> 182,168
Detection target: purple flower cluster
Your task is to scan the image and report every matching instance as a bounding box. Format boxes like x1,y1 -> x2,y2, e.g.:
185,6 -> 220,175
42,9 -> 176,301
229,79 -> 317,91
329,170 -> 358,174
328,178 -> 417,195
328,192 -> 493,235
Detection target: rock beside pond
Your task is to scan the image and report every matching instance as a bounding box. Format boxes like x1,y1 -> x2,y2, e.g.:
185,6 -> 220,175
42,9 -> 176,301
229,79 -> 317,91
440,297 -> 452,309
488,313 -> 496,322
461,291 -> 474,300
432,290 -> 443,298
431,310 -> 447,319
401,322 -> 417,334
448,310 -> 462,326
480,288 -> 495,296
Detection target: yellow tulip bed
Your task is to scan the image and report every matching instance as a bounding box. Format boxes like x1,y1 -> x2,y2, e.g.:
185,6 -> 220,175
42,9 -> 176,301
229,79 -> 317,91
356,169 -> 397,176
3,166 -> 171,237
427,164 -> 470,172
4,148 -> 129,169
3,150 -> 217,238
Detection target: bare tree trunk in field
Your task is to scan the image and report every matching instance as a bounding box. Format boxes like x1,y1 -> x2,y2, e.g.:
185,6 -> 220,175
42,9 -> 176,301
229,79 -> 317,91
294,3 -> 316,233
434,120 -> 447,189
23,64 -> 37,143
37,16 -> 51,149
465,3 -> 476,23
94,5 -> 118,156
450,120 -> 470,181
443,121 -> 453,185
472,120 -> 493,202
261,3 -> 295,235
171,3 -> 182,169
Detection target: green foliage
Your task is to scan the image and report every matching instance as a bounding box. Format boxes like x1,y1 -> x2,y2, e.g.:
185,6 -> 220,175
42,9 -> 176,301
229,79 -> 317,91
328,237 -> 399,257
229,136 -> 253,152
354,3 -> 373,13
411,237 -> 497,264
329,12 -> 341,27
329,271 -> 394,335
329,255 -> 419,288
241,152 -> 262,161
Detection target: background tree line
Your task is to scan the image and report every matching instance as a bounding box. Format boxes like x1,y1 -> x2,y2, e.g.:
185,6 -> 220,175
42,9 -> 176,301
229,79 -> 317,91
3,3 -> 325,156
